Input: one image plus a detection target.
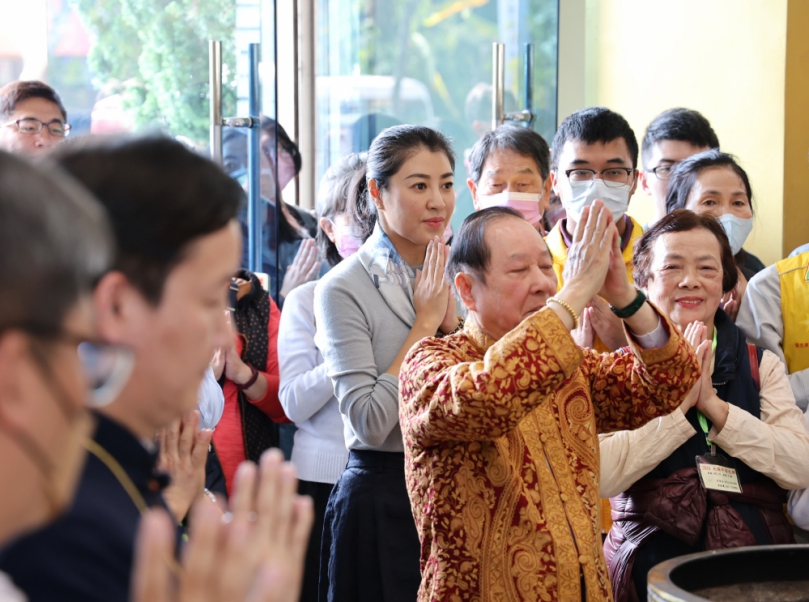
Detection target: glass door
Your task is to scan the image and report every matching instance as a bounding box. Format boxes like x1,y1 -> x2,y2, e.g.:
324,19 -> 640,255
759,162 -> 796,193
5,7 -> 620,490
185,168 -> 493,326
314,0 -> 559,232
0,0 -> 283,300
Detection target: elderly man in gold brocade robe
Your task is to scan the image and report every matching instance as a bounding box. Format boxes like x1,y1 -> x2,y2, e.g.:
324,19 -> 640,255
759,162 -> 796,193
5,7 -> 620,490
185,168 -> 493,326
399,201 -> 701,602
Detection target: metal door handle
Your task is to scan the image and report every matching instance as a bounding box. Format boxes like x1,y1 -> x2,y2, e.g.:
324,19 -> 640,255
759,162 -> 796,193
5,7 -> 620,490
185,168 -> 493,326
209,41 -> 263,273
491,42 -> 536,129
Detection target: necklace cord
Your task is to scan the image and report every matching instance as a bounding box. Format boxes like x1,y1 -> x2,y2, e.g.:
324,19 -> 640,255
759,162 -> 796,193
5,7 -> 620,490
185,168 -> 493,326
84,438 -> 182,574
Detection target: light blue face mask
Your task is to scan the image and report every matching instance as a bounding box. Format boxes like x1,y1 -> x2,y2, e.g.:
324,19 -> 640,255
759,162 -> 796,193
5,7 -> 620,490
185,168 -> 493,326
716,213 -> 753,255
564,179 -> 631,223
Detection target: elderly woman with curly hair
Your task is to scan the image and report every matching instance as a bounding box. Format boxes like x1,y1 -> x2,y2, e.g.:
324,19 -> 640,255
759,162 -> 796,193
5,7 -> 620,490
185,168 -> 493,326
600,210 -> 809,602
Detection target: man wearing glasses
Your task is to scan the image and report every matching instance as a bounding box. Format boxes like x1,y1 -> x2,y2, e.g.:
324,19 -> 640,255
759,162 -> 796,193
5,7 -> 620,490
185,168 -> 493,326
0,80 -> 71,156
546,107 -> 644,352
639,107 -> 719,224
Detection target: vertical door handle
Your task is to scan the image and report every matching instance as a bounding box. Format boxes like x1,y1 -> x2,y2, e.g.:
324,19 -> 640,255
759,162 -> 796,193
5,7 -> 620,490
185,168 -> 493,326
492,43 -> 505,130
209,40 -> 223,164
246,43 -> 262,273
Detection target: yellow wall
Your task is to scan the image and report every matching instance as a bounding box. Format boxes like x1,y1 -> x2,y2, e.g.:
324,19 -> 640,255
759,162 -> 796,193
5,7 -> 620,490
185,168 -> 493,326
784,0 -> 809,257
574,0 -> 788,265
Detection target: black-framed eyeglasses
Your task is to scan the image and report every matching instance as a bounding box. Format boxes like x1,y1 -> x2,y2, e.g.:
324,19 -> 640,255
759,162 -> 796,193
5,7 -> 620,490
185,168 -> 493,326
2,118 -> 72,138
8,322 -> 133,408
564,167 -> 635,188
648,164 -> 677,181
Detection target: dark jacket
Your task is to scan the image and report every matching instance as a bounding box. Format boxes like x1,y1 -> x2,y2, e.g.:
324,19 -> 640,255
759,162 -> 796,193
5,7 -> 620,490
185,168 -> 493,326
0,412 -> 178,602
603,309 -> 793,602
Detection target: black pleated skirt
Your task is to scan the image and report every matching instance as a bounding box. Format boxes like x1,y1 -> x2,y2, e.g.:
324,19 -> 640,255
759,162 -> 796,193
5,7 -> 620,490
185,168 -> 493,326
318,450 -> 421,602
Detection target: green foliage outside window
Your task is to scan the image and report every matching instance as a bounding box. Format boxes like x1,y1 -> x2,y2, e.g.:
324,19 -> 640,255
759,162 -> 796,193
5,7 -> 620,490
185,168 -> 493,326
71,0 -> 236,145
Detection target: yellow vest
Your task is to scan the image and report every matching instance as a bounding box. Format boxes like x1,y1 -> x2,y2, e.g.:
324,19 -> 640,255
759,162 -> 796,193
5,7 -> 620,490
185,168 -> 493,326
544,216 -> 644,353
777,251 -> 809,374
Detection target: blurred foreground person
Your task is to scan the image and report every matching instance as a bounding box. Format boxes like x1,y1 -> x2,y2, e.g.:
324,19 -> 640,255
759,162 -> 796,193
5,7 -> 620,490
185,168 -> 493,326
0,150 -> 116,599
0,136 -> 304,601
399,202 -> 701,601
132,448 -> 313,602
0,145 -> 313,602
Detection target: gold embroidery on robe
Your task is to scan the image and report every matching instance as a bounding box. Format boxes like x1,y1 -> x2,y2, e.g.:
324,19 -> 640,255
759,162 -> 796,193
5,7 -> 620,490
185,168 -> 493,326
399,306 -> 700,601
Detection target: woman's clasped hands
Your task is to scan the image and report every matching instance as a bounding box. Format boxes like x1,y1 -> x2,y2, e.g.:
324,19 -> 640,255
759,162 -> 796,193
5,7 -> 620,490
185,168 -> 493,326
413,237 -> 457,335
679,321 -> 729,431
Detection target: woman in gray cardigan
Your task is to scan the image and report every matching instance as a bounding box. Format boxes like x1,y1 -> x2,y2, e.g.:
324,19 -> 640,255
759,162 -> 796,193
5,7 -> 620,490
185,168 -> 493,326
314,125 -> 459,602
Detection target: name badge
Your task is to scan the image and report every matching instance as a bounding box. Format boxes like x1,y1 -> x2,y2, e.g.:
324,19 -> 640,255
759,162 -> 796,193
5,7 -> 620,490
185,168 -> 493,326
695,453 -> 742,493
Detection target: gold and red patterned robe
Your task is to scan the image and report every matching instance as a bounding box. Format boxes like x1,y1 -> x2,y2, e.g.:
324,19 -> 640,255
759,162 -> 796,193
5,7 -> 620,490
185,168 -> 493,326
399,307 -> 700,601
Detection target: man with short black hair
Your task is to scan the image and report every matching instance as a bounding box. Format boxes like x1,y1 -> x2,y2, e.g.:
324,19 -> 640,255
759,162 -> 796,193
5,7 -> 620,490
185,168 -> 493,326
547,107 -> 643,351
0,136 -> 245,601
640,108 -> 719,223
466,124 -> 552,233
0,80 -> 70,156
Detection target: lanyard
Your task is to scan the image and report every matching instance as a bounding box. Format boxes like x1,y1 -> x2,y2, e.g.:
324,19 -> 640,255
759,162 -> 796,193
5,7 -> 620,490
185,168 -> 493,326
697,329 -> 718,451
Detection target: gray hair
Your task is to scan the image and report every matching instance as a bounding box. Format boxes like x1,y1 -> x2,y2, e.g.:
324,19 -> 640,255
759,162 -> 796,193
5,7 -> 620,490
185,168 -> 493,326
0,151 -> 113,334
467,124 -> 551,184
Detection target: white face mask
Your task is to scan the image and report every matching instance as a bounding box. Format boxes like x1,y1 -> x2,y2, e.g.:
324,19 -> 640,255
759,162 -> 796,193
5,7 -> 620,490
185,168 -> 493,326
476,191 -> 543,228
564,179 -> 631,224
716,213 -> 753,255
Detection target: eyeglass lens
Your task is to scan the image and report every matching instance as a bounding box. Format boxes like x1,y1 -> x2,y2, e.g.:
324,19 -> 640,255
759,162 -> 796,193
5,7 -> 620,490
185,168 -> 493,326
17,118 -> 69,137
567,168 -> 633,188
653,165 -> 674,180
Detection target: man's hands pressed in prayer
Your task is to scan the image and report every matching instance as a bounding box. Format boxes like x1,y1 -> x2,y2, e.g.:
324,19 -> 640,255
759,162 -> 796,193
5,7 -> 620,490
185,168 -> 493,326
553,200 -> 659,338
132,449 -> 314,602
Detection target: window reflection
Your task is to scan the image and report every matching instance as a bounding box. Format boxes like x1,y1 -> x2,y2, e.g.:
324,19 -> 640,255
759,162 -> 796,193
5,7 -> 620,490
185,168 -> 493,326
315,0 -> 559,230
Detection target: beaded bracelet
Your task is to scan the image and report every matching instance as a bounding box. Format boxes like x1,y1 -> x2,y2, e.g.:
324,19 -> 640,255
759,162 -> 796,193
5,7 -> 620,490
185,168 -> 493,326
437,317 -> 465,338
546,297 -> 579,330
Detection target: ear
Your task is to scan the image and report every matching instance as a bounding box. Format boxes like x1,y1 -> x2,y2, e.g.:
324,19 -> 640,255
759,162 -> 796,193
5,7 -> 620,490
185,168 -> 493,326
93,271 -> 147,347
319,217 -> 336,244
368,179 -> 383,210
541,177 -> 552,214
454,272 -> 477,313
628,169 -> 639,200
639,170 -> 652,196
467,178 -> 480,210
550,170 -> 561,196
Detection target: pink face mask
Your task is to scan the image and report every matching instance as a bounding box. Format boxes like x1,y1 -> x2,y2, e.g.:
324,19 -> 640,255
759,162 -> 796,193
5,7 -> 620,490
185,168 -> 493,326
337,232 -> 362,258
477,192 -> 543,228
